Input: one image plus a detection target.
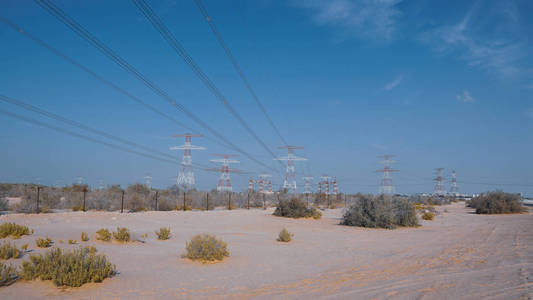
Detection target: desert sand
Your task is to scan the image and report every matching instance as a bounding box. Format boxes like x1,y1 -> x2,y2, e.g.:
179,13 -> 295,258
0,202 -> 532,299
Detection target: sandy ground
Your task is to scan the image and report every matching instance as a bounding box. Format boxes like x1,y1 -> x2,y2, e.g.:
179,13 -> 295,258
0,202 -> 532,300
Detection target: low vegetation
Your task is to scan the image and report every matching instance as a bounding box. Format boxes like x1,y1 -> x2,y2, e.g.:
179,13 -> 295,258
81,232 -> 89,242
112,227 -> 131,242
68,239 -> 77,245
0,241 -> 21,259
0,262 -> 18,286
96,229 -> 111,241
277,228 -> 293,242
36,237 -> 53,248
273,198 -> 322,219
422,211 -> 435,220
467,191 -> 526,214
341,195 -> 419,229
0,223 -> 30,239
155,227 -> 171,240
184,234 -> 229,262
20,246 -> 116,287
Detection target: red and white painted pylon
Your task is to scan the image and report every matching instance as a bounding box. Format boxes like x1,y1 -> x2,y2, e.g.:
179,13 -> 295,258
259,173 -> 271,194
275,146 -> 307,194
333,177 -> 338,196
303,176 -> 313,194
320,175 -> 331,195
208,154 -> 240,192
170,133 -> 205,190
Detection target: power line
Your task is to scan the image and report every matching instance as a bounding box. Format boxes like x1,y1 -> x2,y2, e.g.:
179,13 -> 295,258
0,94 -> 178,161
193,0 -> 288,146
32,0 -> 279,175
0,107 -> 180,165
130,0 -> 284,170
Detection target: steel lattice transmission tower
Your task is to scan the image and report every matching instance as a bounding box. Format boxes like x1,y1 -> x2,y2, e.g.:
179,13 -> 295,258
208,154 -> 240,192
303,177 -> 314,195
144,173 -> 152,189
320,175 -> 331,195
450,170 -> 459,195
275,146 -> 307,194
377,155 -> 398,195
170,133 -> 205,190
433,168 -> 446,195
259,174 -> 271,194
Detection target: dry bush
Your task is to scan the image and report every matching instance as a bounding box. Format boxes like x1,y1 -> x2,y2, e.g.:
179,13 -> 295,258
341,195 -> 419,229
155,227 -> 171,240
21,243 -> 28,251
422,212 -> 435,220
273,198 -> 322,219
184,234 -> 229,262
68,240 -> 77,245
468,191 -> 526,214
96,229 -> 111,241
0,262 -> 18,286
81,232 -> 89,242
36,237 -> 53,248
0,241 -> 21,259
0,223 -> 30,239
20,246 -> 116,287
112,227 -> 130,242
72,205 -> 82,212
277,228 -> 293,242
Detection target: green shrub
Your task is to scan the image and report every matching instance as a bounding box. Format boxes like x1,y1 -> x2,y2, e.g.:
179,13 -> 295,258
273,198 -> 322,219
0,223 -> 30,239
468,191 -> 526,214
68,239 -> 77,245
81,232 -> 89,242
155,227 -> 171,240
184,234 -> 229,262
0,241 -> 21,259
277,228 -> 293,242
422,212 -> 435,220
20,246 -> 116,287
0,262 -> 18,286
72,205 -> 82,212
112,227 -> 130,242
341,195 -> 419,229
96,229 -> 111,241
36,237 -> 53,248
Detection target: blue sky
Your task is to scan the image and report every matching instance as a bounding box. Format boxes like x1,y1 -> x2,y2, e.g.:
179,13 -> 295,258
0,0 -> 532,195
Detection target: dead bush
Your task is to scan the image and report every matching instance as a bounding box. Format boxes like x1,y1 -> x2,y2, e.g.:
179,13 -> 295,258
422,211 -> 435,220
20,246 -> 116,287
96,229 -> 111,241
0,223 -> 30,239
112,227 -> 130,242
0,262 -> 18,286
273,198 -> 322,219
468,191 -> 526,214
81,232 -> 89,242
36,237 -> 53,248
277,228 -> 293,242
0,241 -> 21,259
183,234 -> 229,262
155,227 -> 171,240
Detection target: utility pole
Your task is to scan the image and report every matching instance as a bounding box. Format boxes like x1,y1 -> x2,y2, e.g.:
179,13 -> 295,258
120,190 -> 125,213
275,146 -> 307,194
206,192 -> 209,211
36,185 -> 41,214
183,190 -> 187,211
321,175 -> 331,208
154,190 -> 159,211
377,155 -> 398,195
228,192 -> 232,210
82,188 -> 87,212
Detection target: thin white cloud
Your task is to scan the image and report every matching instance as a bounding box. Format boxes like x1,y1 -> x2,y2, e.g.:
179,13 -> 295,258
456,90 -> 475,102
371,143 -> 387,151
293,0 -> 403,41
384,75 -> 403,91
420,2 -> 528,78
